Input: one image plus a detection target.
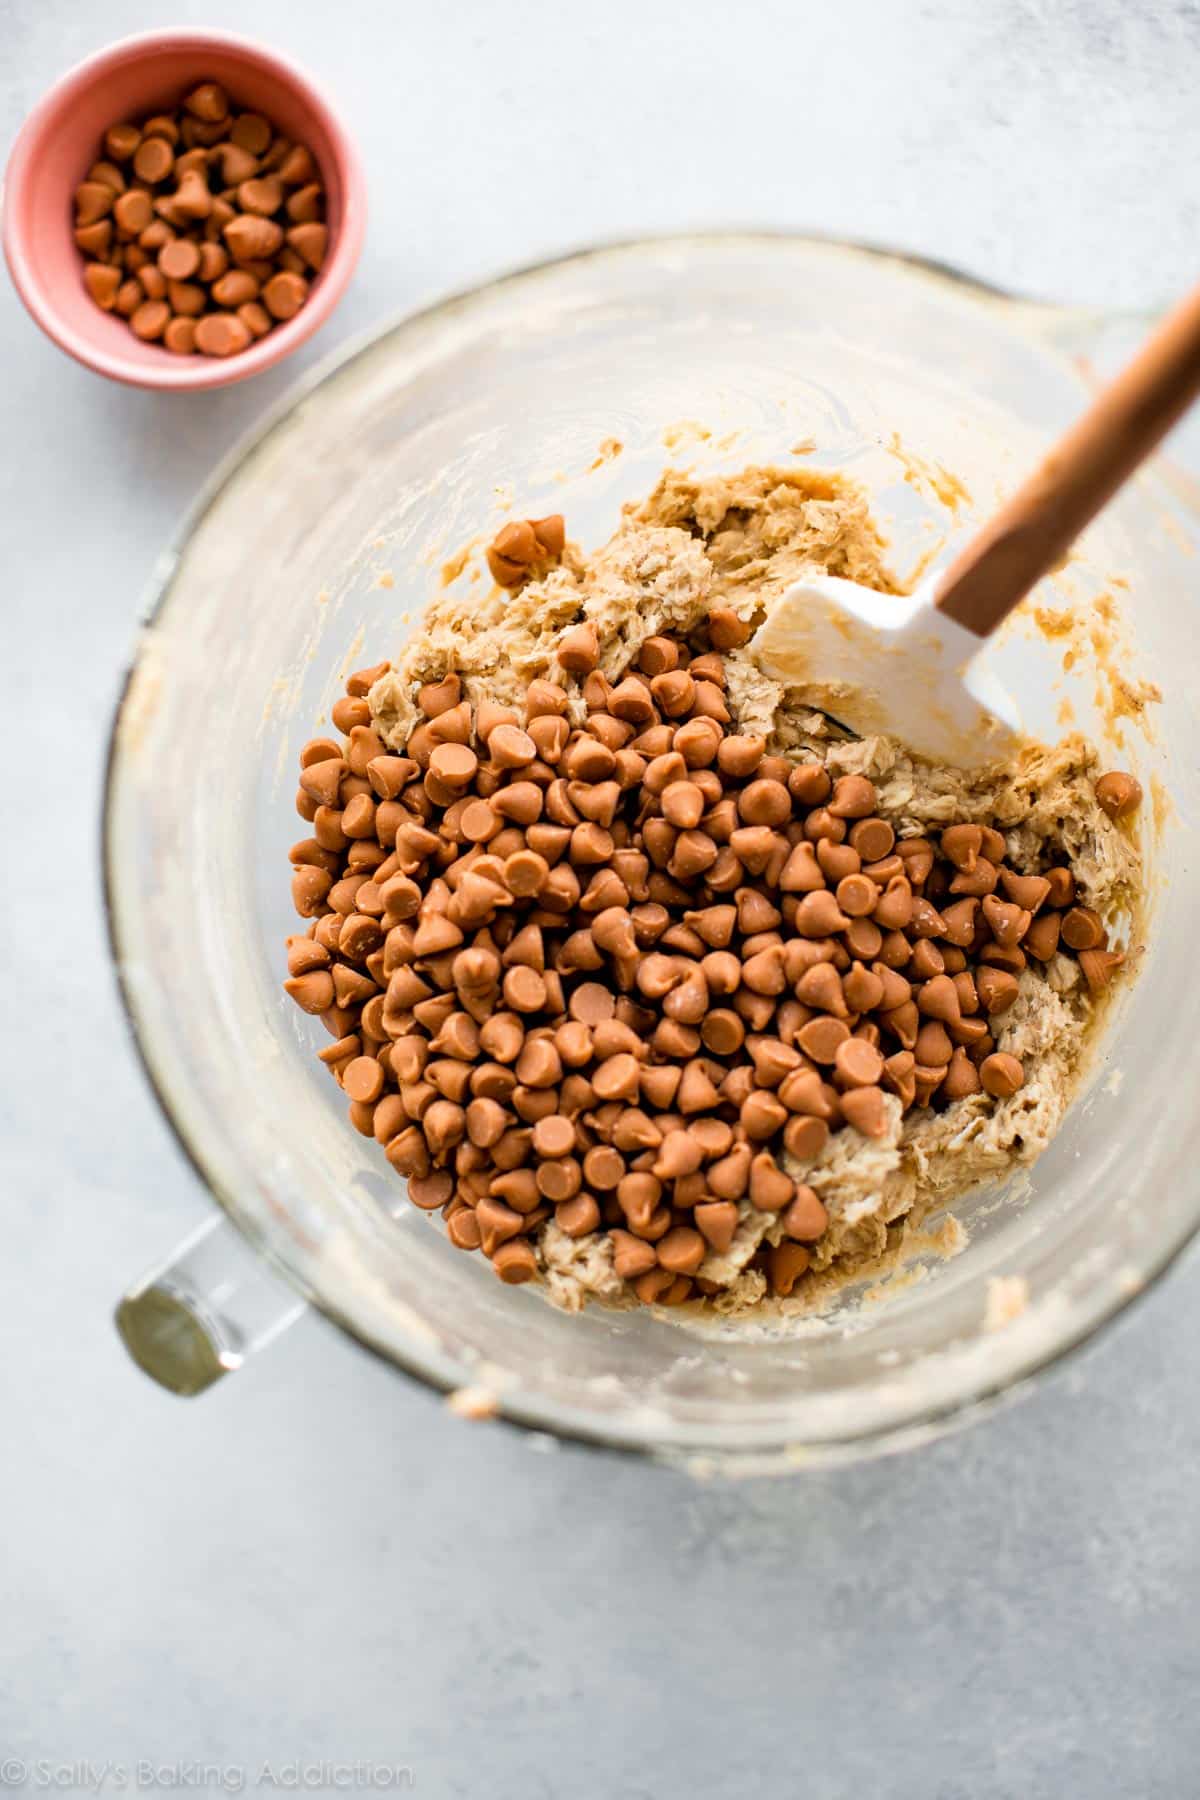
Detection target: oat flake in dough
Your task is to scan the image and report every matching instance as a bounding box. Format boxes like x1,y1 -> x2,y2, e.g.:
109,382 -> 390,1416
369,467 -> 1142,1319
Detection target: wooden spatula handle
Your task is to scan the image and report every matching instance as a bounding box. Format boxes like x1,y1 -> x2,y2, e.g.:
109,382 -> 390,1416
936,281 -> 1200,636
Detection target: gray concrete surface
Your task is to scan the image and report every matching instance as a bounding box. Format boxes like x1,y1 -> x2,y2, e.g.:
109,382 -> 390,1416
2,2 -> 1199,1795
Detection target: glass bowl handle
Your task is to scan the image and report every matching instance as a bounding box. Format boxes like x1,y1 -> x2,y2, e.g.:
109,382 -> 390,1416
115,1216 -> 307,1396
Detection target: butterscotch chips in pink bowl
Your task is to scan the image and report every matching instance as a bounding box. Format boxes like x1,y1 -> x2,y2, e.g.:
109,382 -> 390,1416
3,30 -> 365,388
75,79 -> 327,359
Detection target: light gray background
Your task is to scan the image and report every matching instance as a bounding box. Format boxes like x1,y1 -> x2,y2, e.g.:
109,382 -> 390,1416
3,2 -> 1199,1795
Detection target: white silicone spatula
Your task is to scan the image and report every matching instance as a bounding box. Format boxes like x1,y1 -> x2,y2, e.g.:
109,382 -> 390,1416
751,281 -> 1200,765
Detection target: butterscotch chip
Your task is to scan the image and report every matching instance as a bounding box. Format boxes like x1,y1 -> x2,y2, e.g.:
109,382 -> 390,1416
834,1038 -> 884,1088
224,210 -> 284,260
688,1201 -> 734,1253
700,1009 -> 744,1055
874,877 -> 914,931
748,1152 -> 793,1211
907,940 -> 943,983
817,838 -> 859,883
633,636 -> 676,677
1043,867 -> 1076,908
489,724 -> 537,769
793,890 -> 849,938
531,1114 -> 575,1158
975,967 -> 1020,1013
937,824 -> 980,871
284,969 -> 334,1014
981,894 -> 1030,948
841,962 -> 884,1013
781,1116 -> 827,1162
917,974 -> 961,1023
691,681 -> 730,724
487,523 -> 536,585
82,262 -> 121,310
647,669 -> 692,718
980,1052 -> 1025,1097
653,1131 -> 702,1180
848,817 -> 894,862
767,1243 -> 810,1297
428,742 -> 477,788
236,172 -> 283,215
555,1193 -> 599,1236
448,940 -> 496,992
285,220 -> 326,270
741,1091 -> 788,1140
1018,912 -> 1058,963
448,1210 -> 483,1252
1061,906 -> 1105,951
796,1016 -> 849,1064
827,775 -> 876,818
515,1036 -> 562,1088
1078,948 -> 1125,993
631,1266 -> 678,1306
226,111 -> 270,154
238,301 -> 273,340
342,1055 -> 384,1104
112,186 -> 153,235
137,263 -> 167,302
105,121 -> 142,160
183,81 -> 229,121
492,1240 -> 538,1284
914,1020 -> 953,1066
130,298 -> 169,341
592,1053 -> 641,1102
256,269 -> 307,320
940,1047 -> 980,1099
655,1226 -> 706,1276
580,1145 -> 622,1190
132,137 -> 173,183
688,652 -> 726,687
836,873 -> 877,918
673,718 -> 722,768
195,312 -> 252,357
213,266 -> 260,306
706,607 -> 751,650
465,1097 -> 507,1148
608,1230 -> 656,1279
155,234 -> 198,281
616,1169 -> 661,1220
840,1086 -> 888,1136
739,945 -> 785,996
556,622 -> 600,673
781,1186 -> 828,1242
1094,771 -> 1142,820
114,278 -> 143,317
474,1194 -> 525,1254
502,965 -> 546,1012
660,780 -> 706,829
675,1061 -> 719,1113
698,950 -> 740,995
737,778 -> 790,826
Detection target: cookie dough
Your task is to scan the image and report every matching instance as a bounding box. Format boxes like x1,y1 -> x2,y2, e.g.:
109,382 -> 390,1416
368,467 -> 1141,1316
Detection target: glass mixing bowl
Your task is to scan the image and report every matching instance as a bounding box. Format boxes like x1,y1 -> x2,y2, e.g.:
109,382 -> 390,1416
105,235 -> 1199,1472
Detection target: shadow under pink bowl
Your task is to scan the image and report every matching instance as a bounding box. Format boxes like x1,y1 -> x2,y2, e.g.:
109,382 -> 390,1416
3,29 -> 366,389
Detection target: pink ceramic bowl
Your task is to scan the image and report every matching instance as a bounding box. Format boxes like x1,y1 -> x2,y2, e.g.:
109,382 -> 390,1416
2,29 -> 366,389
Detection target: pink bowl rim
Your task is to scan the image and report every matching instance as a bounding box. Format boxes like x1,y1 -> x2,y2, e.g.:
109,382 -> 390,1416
2,27 -> 367,390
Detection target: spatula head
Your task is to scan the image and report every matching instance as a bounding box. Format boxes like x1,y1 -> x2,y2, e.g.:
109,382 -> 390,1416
750,574 -> 1023,767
